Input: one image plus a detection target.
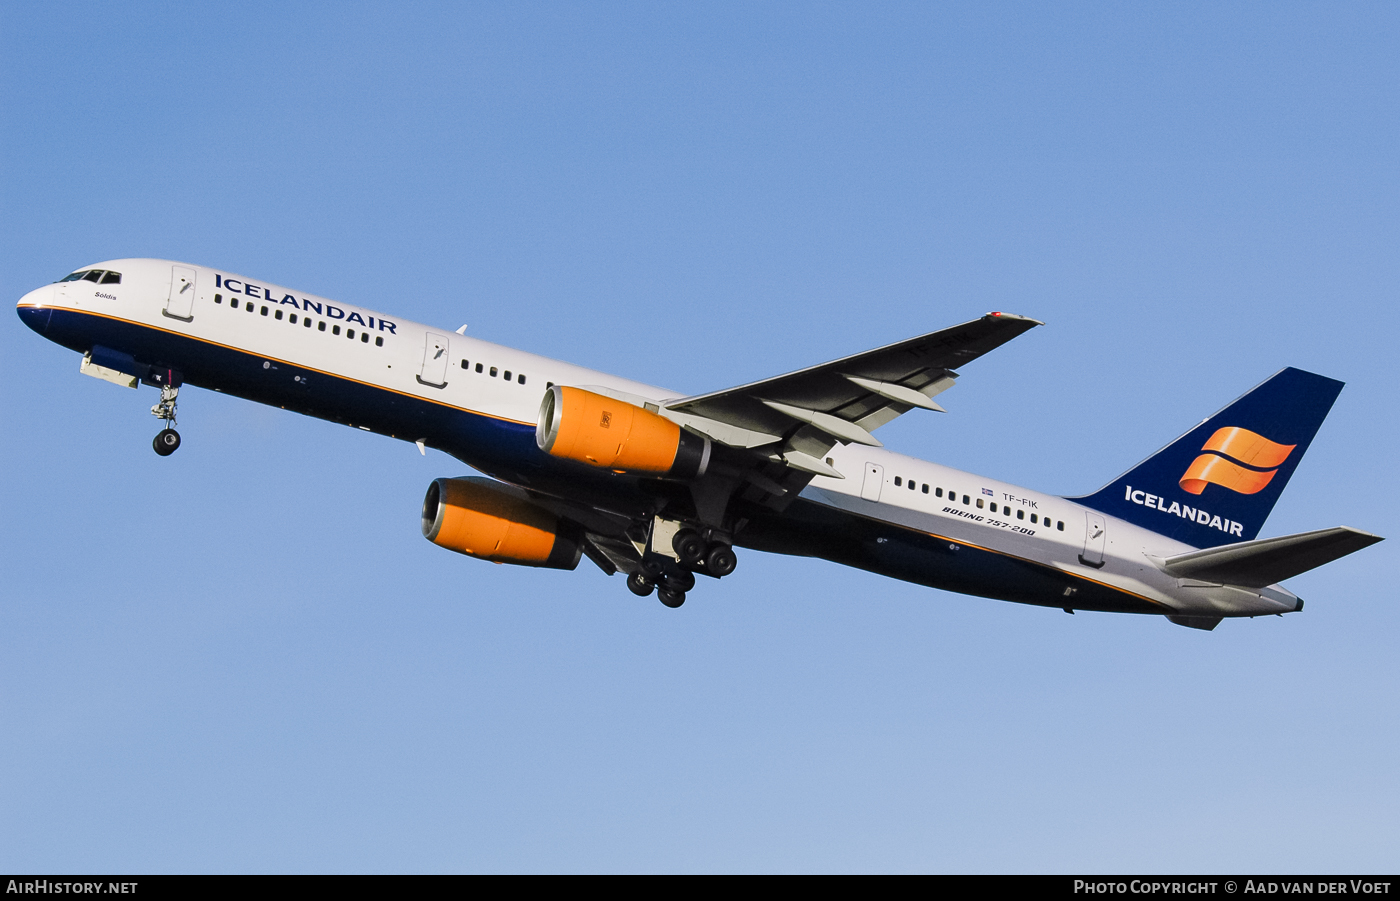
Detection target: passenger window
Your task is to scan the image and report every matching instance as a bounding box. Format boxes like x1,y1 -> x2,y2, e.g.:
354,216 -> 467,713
908,480 -> 916,490
318,322 -> 326,331
347,329 -> 355,339
1057,521 -> 1064,531
1017,509 -> 1024,520
476,363 -> 484,373
518,374 -> 526,385
361,332 -> 369,343
935,488 -> 943,498
290,314 -> 297,324
305,318 -> 313,328
962,495 -> 970,505
82,271 -> 102,283
333,325 -> 341,335
275,310 -> 283,320
100,271 -> 121,284
261,306 -> 269,316
375,336 -> 383,347
490,367 -> 498,377
215,294 -> 222,304
504,370 -> 512,381
921,484 -> 928,494
461,360 -> 469,370
246,304 -> 254,313
894,477 -> 902,487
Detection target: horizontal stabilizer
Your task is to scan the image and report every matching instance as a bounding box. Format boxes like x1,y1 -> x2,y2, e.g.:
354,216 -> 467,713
1156,526 -> 1382,588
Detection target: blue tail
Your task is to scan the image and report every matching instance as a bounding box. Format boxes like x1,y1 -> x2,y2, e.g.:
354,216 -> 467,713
1074,367 -> 1344,548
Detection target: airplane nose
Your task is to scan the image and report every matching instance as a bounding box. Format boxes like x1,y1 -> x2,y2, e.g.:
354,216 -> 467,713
16,285 -> 54,335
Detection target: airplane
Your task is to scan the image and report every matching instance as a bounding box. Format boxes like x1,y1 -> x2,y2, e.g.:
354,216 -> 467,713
15,259 -> 1382,629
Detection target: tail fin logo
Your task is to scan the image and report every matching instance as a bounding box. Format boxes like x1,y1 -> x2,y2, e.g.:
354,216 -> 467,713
1179,427 -> 1296,496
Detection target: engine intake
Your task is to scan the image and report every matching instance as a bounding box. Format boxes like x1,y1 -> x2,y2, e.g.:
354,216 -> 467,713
421,477 -> 582,570
536,386 -> 710,479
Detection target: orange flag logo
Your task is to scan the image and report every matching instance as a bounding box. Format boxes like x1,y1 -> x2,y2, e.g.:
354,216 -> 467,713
1179,427 -> 1295,496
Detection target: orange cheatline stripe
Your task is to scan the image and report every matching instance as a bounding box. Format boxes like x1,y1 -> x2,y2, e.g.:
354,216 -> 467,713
1179,453 -> 1278,496
1201,426 -> 1295,469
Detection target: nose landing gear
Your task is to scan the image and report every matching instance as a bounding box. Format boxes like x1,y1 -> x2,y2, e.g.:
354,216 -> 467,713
153,428 -> 181,456
150,383 -> 181,456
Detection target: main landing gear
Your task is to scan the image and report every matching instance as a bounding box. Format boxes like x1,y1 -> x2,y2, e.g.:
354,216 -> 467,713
625,521 -> 739,609
150,383 -> 181,456
672,528 -> 738,578
626,560 -> 698,607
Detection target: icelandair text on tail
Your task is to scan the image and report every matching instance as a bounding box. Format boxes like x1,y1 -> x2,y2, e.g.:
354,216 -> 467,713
1124,485 -> 1245,537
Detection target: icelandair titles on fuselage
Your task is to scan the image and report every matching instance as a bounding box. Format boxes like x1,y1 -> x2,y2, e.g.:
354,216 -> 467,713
214,273 -> 397,334
1124,485 -> 1244,537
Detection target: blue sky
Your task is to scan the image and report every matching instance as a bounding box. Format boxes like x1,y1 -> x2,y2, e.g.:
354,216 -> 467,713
2,2 -> 1397,873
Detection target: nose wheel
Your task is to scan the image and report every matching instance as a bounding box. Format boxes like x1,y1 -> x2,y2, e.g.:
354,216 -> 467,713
153,428 -> 181,456
150,383 -> 181,456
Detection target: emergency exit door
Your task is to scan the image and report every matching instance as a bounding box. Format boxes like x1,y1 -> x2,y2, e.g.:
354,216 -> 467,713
417,333 -> 451,387
860,462 -> 884,502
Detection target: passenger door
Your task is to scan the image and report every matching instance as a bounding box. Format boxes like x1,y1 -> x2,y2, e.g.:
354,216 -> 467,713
164,266 -> 197,321
417,332 -> 451,388
1080,511 -> 1107,568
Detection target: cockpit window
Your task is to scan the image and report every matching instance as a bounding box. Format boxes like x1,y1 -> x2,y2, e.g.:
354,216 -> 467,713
100,271 -> 121,284
81,271 -> 103,283
58,271 -> 88,282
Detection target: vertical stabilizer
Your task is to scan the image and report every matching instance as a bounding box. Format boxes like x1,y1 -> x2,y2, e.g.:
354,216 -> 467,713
1074,368 -> 1343,548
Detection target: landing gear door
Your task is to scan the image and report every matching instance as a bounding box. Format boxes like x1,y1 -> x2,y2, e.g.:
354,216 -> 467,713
860,462 -> 884,502
417,332 -> 451,388
164,266 -> 197,322
1080,511 -> 1107,568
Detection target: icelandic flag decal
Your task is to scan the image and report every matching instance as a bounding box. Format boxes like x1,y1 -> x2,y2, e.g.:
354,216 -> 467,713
982,488 -> 994,496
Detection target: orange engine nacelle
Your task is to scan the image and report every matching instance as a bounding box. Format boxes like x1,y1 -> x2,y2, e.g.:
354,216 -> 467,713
536,385 -> 710,479
421,477 -> 582,570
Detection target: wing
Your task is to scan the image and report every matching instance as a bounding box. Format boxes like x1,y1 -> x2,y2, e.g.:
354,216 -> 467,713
662,312 -> 1042,483
526,312 -> 1043,566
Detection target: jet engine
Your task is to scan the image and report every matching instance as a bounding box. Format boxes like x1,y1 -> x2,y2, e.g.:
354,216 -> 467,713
536,385 -> 710,479
421,477 -> 582,570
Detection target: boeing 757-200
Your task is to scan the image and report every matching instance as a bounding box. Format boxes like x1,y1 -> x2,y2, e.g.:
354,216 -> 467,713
16,259 -> 1382,629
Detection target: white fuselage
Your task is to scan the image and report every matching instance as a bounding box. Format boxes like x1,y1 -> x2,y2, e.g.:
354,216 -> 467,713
17,259 -> 1300,619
